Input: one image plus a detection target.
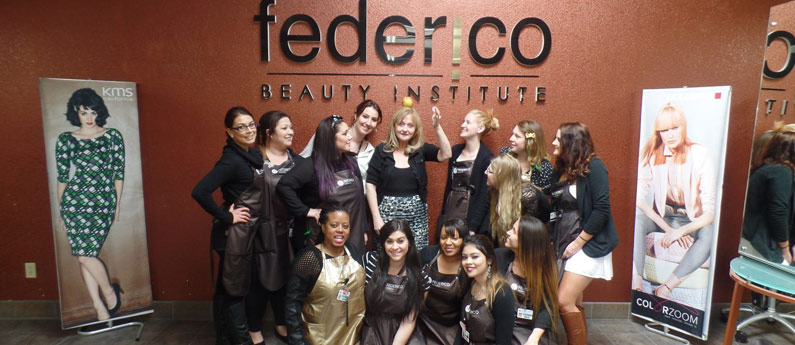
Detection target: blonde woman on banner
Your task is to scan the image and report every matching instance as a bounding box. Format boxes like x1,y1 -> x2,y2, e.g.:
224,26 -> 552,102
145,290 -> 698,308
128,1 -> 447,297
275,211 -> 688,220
633,103 -> 716,298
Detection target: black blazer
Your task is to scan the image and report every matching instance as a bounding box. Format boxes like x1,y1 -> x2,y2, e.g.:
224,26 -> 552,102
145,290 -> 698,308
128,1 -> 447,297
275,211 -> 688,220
742,163 -> 794,263
440,143 -> 493,235
552,157 -> 619,258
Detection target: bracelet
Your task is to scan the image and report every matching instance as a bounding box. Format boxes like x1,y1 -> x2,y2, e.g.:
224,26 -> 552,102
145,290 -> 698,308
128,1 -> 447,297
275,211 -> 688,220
578,235 -> 588,242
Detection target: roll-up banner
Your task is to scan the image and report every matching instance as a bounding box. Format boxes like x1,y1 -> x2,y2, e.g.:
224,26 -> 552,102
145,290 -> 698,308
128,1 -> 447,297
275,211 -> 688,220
39,78 -> 153,329
630,86 -> 731,340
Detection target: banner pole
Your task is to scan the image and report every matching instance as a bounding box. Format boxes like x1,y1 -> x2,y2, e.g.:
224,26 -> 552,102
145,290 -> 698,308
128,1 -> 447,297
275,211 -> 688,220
643,322 -> 690,345
77,319 -> 145,341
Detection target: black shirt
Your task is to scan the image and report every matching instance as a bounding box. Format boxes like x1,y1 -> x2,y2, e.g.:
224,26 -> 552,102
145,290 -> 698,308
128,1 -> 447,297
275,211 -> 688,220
367,142 -> 440,203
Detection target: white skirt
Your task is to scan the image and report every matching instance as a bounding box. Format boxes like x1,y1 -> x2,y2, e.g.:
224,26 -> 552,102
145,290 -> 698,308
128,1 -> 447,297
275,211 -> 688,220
565,250 -> 613,280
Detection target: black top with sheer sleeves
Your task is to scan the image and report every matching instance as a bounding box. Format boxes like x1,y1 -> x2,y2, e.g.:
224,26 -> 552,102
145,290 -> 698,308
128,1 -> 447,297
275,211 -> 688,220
284,243 -> 363,345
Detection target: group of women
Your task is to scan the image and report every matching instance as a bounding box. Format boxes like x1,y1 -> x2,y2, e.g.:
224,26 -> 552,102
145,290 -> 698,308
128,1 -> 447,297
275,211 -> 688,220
193,99 -> 618,345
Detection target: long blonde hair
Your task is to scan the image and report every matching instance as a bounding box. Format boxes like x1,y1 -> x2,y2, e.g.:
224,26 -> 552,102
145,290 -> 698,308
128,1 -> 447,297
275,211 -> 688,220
489,154 -> 522,244
383,106 -> 424,154
512,120 -> 550,166
640,103 -> 693,166
469,109 -> 500,137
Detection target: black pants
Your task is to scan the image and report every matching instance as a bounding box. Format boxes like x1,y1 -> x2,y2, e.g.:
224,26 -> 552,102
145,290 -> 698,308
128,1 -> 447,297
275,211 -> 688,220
245,256 -> 287,332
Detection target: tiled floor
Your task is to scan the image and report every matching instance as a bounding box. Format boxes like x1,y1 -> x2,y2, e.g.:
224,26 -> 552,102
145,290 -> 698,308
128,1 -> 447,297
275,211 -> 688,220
2,311 -> 794,344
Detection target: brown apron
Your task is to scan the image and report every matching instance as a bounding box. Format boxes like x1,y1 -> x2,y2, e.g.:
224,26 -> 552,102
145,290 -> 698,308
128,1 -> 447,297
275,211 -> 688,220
361,267 -> 424,345
549,183 -> 581,276
222,166 -> 265,297
302,245 -> 366,345
418,255 -> 465,345
306,169 -> 368,251
460,292 -> 496,345
255,157 -> 295,291
504,263 -> 555,345
440,160 -> 475,223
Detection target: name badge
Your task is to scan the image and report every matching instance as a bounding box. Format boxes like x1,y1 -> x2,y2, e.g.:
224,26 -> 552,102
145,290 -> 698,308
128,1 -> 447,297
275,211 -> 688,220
337,289 -> 350,302
517,307 -> 534,320
460,321 -> 470,342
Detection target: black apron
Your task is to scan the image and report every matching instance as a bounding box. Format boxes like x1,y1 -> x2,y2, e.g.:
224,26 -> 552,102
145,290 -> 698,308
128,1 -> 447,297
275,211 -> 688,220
418,255 -> 466,345
504,263 -> 555,345
222,166 -> 265,297
361,268 -> 424,345
440,160 -> 475,224
307,168 -> 368,251
255,157 -> 295,291
549,183 -> 581,276
460,292 -> 496,345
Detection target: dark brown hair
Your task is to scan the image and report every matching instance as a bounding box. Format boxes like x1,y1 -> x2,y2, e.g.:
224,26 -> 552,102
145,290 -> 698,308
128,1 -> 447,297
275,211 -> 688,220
554,122 -> 595,182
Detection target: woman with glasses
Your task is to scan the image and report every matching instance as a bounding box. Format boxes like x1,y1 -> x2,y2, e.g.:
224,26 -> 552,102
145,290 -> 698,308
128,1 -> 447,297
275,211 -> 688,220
366,105 -> 452,250
192,106 -> 264,344
277,115 -> 369,252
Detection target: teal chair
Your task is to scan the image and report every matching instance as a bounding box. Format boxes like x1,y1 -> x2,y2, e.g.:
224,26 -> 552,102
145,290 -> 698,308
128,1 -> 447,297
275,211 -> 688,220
722,256 -> 795,344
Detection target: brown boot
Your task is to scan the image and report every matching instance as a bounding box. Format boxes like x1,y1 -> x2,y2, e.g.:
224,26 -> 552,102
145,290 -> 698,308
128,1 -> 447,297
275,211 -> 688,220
561,311 -> 587,345
575,303 -> 587,339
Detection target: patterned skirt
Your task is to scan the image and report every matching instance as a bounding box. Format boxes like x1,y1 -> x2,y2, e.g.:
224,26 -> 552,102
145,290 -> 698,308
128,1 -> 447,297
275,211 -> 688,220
378,195 -> 429,250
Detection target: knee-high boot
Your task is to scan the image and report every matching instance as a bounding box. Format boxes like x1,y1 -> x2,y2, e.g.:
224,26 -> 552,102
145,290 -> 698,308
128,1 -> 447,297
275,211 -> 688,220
224,301 -> 254,345
575,302 -> 587,339
561,311 -> 587,345
214,294 -> 230,345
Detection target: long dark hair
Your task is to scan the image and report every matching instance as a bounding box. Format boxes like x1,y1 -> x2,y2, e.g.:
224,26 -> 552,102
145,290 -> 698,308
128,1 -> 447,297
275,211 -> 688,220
515,216 -> 558,331
554,122 -> 595,182
752,122 -> 795,175
366,219 -> 424,319
355,100 -> 383,140
463,235 -> 507,309
313,115 -> 356,199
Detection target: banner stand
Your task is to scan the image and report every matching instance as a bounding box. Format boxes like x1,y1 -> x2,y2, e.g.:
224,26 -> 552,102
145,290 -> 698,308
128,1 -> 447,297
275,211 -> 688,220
75,309 -> 153,341
643,322 -> 690,345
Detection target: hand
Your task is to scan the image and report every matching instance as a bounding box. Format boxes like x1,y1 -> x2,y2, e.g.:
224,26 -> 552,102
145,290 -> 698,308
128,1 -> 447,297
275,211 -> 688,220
661,228 -> 685,248
674,234 -> 694,249
783,246 -> 793,265
373,215 -> 385,234
229,204 -> 251,224
431,106 -> 442,128
307,208 -> 321,224
562,238 -> 584,259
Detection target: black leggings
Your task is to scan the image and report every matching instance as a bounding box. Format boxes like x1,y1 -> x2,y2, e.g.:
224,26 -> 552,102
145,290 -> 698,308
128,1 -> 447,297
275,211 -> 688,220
245,256 -> 287,332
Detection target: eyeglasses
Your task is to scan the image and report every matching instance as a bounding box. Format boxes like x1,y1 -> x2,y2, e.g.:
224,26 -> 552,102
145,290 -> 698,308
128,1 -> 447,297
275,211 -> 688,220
231,122 -> 257,132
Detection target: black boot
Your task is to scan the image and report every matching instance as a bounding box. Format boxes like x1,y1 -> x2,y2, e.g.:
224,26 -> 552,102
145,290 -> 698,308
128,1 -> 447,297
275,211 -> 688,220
213,294 -> 231,345
224,301 -> 254,345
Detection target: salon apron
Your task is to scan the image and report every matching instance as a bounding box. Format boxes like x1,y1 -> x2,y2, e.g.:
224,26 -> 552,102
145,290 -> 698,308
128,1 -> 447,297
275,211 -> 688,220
361,268 -> 425,345
440,160 -> 474,224
255,157 -> 295,291
549,183 -> 581,276
418,256 -> 465,345
504,263 -> 554,345
460,293 -> 496,345
222,166 -> 265,297
302,246 -> 366,345
307,169 -> 367,251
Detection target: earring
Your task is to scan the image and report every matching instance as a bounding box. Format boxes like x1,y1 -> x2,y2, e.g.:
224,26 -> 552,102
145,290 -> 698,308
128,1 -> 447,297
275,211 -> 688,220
487,265 -> 492,279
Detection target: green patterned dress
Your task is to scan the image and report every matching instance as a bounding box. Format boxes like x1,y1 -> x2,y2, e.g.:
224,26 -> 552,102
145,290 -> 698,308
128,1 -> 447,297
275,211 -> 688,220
56,128 -> 125,257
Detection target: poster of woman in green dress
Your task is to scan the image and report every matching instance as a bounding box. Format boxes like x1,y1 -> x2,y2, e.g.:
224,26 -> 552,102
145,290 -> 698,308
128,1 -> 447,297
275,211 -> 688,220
40,78 -> 153,329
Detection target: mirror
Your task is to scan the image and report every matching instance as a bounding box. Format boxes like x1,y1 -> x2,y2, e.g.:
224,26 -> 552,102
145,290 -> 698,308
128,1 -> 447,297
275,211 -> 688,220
739,0 -> 795,274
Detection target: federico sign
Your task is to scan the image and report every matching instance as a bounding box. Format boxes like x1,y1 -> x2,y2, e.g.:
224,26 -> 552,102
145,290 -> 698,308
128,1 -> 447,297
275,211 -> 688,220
253,0 -> 552,103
